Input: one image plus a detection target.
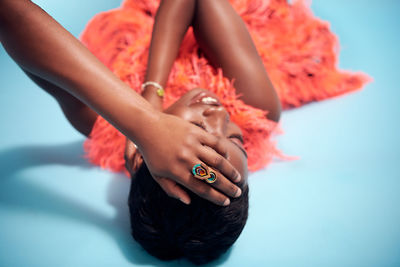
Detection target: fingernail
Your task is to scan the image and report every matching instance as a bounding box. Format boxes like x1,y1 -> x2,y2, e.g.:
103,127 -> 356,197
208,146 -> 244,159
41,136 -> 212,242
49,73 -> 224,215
234,187 -> 242,198
235,173 -> 241,182
179,198 -> 190,205
223,198 -> 230,206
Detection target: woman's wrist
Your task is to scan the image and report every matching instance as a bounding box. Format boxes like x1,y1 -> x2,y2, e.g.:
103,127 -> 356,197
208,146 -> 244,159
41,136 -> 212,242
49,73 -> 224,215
141,84 -> 164,111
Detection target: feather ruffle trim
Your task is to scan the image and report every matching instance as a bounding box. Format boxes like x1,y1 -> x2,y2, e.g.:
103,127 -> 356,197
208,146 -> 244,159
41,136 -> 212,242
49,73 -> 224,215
81,0 -> 370,174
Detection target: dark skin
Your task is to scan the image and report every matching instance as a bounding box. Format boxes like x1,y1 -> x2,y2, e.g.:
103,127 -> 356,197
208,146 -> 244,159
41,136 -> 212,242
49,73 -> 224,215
126,0 -> 281,203
164,88 -> 249,184
23,71 -> 97,136
128,88 -> 249,203
142,0 -> 281,121
0,0 -> 245,206
0,0 -> 279,205
194,0 -> 281,122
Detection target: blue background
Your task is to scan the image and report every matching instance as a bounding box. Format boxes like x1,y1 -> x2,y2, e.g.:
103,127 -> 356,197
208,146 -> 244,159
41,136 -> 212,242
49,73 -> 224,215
0,0 -> 399,266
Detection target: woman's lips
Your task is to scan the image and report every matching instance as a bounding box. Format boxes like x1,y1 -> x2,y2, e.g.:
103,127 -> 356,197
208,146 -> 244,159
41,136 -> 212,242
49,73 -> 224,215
189,91 -> 221,106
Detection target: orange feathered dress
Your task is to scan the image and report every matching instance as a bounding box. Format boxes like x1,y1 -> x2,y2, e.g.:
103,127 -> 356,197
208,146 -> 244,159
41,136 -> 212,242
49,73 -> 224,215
80,0 -> 370,174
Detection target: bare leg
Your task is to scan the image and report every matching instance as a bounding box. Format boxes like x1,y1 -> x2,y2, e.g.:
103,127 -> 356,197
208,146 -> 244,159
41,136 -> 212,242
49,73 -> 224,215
192,0 -> 281,122
24,70 -> 97,137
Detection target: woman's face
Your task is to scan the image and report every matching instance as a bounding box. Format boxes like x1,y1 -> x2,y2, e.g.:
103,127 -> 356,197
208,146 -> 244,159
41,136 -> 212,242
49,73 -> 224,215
164,88 -> 248,181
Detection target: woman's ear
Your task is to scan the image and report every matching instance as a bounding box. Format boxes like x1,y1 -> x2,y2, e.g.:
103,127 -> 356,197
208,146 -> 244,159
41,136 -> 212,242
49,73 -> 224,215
125,138 -> 144,174
132,149 -> 144,172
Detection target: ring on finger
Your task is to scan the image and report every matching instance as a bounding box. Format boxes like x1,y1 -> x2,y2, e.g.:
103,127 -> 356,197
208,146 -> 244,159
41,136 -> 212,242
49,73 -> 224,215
192,163 -> 217,184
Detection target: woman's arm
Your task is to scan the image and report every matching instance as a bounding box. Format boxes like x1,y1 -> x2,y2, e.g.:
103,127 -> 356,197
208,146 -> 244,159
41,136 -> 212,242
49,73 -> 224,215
0,0 -> 154,138
192,0 -> 281,122
142,0 -> 196,109
0,0 -> 242,206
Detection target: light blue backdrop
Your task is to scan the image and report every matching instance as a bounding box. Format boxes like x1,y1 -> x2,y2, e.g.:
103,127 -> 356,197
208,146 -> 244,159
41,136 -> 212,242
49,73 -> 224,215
0,0 -> 399,266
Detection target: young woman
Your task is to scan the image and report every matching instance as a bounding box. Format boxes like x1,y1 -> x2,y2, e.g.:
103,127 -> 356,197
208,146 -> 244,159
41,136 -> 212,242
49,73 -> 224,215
0,0 -> 268,263
0,0 -> 369,264
118,1 -> 275,263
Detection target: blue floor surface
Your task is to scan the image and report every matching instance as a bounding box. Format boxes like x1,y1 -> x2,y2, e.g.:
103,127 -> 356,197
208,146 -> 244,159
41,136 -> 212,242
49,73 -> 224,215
0,0 -> 399,266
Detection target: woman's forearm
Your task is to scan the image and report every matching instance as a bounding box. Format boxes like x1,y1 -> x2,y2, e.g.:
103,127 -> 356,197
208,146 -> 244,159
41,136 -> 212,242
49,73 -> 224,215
144,0 -> 195,88
0,0 -> 157,142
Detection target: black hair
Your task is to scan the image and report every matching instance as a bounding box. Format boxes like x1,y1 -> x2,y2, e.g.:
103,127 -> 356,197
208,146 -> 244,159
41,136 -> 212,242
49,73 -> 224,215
128,164 -> 249,265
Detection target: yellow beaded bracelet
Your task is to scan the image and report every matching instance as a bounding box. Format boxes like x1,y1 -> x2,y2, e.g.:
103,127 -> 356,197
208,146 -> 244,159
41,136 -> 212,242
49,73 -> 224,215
141,81 -> 165,97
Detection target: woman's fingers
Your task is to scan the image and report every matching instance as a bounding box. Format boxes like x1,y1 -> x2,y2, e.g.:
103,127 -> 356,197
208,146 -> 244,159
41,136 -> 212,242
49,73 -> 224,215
182,172 -> 231,206
206,167 -> 242,198
191,162 -> 241,199
154,176 -> 191,205
200,134 -> 228,159
138,113 -> 243,205
198,143 -> 241,183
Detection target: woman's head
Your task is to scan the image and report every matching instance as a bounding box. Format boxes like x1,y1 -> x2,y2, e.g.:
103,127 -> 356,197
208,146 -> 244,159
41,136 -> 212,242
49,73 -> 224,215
128,88 -> 249,264
129,164 -> 248,264
164,88 -> 248,178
